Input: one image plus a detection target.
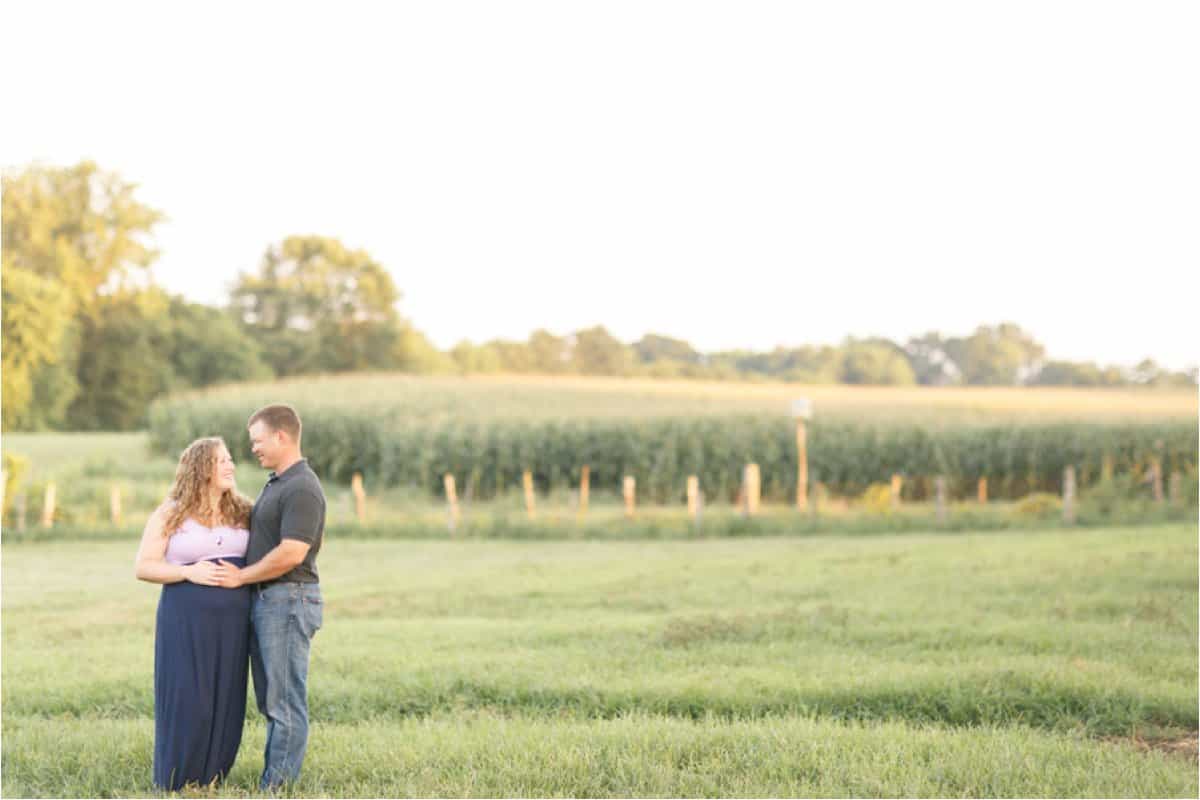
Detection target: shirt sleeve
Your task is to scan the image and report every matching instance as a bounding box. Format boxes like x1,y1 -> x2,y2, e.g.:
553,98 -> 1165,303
281,489 -> 324,545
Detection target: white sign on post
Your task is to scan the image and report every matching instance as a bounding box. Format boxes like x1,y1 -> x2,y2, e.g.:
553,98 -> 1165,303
790,398 -> 812,419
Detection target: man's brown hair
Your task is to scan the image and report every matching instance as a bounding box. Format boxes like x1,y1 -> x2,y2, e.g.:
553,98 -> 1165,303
248,404 -> 302,442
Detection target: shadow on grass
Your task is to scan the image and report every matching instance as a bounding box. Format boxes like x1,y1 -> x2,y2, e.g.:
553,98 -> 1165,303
303,675 -> 1198,736
11,670 -> 1195,739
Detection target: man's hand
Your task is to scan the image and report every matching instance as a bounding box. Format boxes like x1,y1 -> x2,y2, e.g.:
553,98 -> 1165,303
215,560 -> 245,588
218,540 -> 310,587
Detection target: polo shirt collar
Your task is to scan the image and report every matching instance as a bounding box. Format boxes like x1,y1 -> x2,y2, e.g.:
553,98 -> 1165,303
267,458 -> 308,484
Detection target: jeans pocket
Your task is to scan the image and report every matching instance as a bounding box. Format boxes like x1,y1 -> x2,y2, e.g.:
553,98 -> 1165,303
300,591 -> 323,637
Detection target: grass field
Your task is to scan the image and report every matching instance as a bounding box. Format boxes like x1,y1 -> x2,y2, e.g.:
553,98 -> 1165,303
159,373 -> 1199,423
2,524 -> 1196,797
3,432 -> 166,482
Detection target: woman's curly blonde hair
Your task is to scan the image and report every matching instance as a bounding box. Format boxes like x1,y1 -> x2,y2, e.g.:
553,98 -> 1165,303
162,437 -> 253,536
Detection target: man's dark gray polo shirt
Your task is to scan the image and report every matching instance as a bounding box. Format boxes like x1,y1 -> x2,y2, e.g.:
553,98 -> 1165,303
246,458 -> 325,584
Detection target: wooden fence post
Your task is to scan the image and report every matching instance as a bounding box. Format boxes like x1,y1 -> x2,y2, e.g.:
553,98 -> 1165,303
742,463 -> 760,517
1150,458 -> 1164,504
1101,454 -> 1114,482
623,476 -> 636,519
890,474 -> 902,510
443,474 -> 459,534
936,476 -> 947,524
795,418 -> 808,512
41,482 -> 56,529
16,493 -> 27,532
110,484 -> 122,526
1063,465 -> 1076,525
579,465 -> 590,520
977,477 -> 987,504
523,470 -> 536,520
687,475 -> 699,519
351,473 -> 366,524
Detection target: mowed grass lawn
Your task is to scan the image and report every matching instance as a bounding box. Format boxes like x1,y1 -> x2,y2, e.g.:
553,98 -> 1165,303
2,524 -> 1197,797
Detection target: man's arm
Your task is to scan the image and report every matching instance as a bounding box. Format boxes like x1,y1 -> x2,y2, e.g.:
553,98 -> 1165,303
218,539 -> 310,587
217,487 -> 323,588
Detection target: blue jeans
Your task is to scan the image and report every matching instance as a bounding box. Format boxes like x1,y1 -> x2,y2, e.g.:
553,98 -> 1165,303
250,581 -> 323,790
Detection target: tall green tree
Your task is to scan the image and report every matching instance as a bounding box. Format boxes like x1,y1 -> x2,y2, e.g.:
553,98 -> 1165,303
776,346 -> 843,383
165,296 -> 274,388
25,322 -> 82,429
633,334 -> 701,365
527,329 -> 573,374
2,161 -> 163,309
67,290 -> 176,430
0,267 -> 73,429
571,326 -> 634,375
487,340 -> 536,372
230,235 -> 420,375
944,323 -> 1045,385
1029,360 -> 1115,387
394,327 -> 455,373
709,345 -> 842,383
839,338 -> 917,385
1128,359 -> 1197,388
62,291 -> 273,430
903,332 -> 962,386
1,162 -> 163,430
450,340 -> 504,373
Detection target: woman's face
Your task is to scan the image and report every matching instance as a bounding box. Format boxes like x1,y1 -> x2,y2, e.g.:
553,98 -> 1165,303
211,445 -> 237,493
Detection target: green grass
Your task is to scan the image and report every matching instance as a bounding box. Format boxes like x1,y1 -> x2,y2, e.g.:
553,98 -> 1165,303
3,714 -> 1194,798
11,501 -> 1194,545
3,524 -> 1196,796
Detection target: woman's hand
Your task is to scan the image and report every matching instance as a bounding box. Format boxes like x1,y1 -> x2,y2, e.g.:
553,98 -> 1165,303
183,561 -> 224,586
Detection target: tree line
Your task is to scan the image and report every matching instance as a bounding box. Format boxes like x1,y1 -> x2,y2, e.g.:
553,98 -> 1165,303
3,161 -> 1195,432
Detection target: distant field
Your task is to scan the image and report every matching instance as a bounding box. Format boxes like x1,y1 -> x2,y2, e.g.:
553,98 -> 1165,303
2,525 -> 1196,797
160,373 -> 1199,423
2,432 -> 161,481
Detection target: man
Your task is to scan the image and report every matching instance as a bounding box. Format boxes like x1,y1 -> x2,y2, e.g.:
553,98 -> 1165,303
217,404 -> 325,790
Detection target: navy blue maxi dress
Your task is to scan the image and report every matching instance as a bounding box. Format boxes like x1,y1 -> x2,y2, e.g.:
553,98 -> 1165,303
153,527 -> 251,790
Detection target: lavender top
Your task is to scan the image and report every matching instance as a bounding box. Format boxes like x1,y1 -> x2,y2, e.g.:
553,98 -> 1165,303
164,517 -> 250,565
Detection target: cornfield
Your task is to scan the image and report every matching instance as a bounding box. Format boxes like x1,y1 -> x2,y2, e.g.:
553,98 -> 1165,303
148,380 -> 1198,501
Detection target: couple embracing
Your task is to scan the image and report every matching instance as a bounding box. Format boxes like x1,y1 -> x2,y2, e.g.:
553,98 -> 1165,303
134,404 -> 325,792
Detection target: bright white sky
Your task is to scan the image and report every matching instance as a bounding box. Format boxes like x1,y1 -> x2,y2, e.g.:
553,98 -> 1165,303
4,1 -> 1197,370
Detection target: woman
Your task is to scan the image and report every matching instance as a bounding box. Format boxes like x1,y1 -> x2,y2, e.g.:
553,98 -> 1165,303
134,437 -> 253,791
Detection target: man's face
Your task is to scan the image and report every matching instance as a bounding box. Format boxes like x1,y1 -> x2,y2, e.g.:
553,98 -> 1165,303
248,421 -> 285,471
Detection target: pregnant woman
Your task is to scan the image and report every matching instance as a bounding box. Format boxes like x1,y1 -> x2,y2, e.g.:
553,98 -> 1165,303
134,437 -> 253,790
